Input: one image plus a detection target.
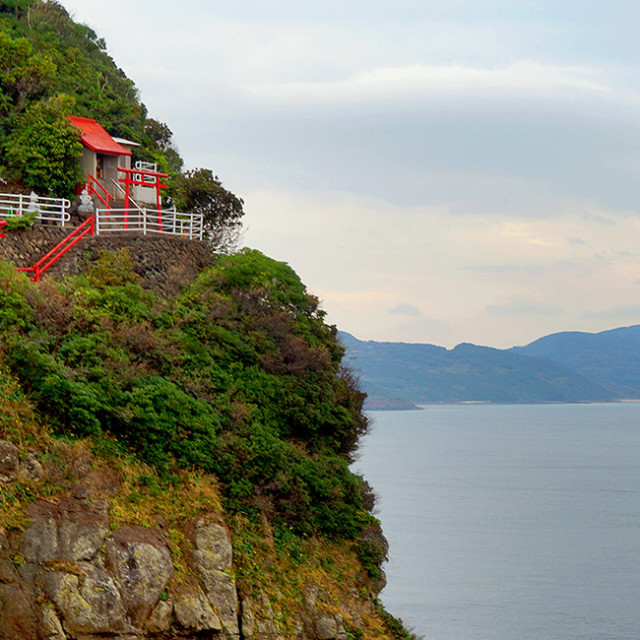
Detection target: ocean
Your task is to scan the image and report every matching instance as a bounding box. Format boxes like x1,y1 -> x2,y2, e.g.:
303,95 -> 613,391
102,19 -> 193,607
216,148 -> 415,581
354,404 -> 640,640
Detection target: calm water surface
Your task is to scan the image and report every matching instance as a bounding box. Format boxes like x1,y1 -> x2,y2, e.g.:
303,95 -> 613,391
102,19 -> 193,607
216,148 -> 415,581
354,404 -> 640,640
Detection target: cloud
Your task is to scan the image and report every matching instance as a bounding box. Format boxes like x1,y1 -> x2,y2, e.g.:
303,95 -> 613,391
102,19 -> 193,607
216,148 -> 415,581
389,303 -> 423,317
486,300 -> 565,316
245,62 -> 615,107
582,305 -> 640,321
463,264 -> 546,274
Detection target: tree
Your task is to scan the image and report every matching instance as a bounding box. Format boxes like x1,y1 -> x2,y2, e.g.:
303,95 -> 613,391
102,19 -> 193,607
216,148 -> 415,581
4,94 -> 82,198
174,168 -> 244,250
0,32 -> 55,118
140,118 -> 183,174
0,0 -> 35,19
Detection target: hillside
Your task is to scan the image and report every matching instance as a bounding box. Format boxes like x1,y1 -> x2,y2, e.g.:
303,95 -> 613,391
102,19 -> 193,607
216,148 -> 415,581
0,249 -> 412,640
512,324 -> 640,398
0,2 -> 414,638
0,0 -> 242,248
340,332 -> 616,407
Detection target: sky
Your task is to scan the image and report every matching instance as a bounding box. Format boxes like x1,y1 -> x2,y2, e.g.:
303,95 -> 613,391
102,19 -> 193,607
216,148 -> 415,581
59,0 -> 640,348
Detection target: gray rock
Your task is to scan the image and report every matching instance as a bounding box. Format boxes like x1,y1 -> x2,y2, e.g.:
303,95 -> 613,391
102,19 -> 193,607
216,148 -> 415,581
20,498 -> 109,565
42,563 -> 128,636
315,615 -> 339,640
335,614 -> 348,640
192,521 -> 239,635
241,590 -> 281,640
302,586 -> 349,640
315,614 -> 348,640
0,440 -> 19,482
39,604 -> 66,639
200,569 -> 239,636
241,596 -> 257,638
20,514 -> 59,563
174,588 -> 222,632
193,520 -> 233,571
21,452 -> 45,482
105,526 -> 173,628
57,498 -> 109,562
147,599 -> 173,634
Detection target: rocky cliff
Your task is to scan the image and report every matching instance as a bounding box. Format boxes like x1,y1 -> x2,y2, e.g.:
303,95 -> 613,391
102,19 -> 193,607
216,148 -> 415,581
0,436 -> 384,640
0,237 -> 407,640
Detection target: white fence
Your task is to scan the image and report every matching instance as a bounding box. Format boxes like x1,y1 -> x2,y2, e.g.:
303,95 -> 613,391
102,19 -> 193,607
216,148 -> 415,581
0,192 -> 71,226
96,208 -> 204,240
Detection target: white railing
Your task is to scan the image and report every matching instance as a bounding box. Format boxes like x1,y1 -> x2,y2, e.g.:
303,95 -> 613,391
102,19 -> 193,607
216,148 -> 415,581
95,208 -> 203,240
111,179 -> 146,214
134,160 -> 158,184
0,192 -> 71,227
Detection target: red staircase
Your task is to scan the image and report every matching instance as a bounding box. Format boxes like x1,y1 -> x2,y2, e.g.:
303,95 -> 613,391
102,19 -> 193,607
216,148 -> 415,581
18,215 -> 95,282
86,174 -> 113,210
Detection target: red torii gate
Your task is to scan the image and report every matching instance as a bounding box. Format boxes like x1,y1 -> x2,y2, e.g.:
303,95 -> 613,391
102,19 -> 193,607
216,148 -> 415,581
117,166 -> 168,230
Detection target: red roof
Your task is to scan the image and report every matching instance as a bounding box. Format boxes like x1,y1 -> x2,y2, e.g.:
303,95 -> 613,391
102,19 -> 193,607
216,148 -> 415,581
68,116 -> 132,156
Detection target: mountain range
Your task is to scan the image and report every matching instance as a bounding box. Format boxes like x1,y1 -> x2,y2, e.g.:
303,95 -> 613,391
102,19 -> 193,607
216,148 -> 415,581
340,325 -> 640,408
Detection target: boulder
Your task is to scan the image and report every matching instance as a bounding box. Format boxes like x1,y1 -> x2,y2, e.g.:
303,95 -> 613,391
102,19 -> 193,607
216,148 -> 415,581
174,587 -> 222,632
20,510 -> 59,564
192,520 -> 233,572
147,599 -> 173,634
0,440 -> 19,483
38,604 -> 66,640
41,562 -> 129,636
20,498 -> 109,565
241,590 -> 282,640
57,498 -> 109,563
105,526 -> 173,628
191,520 -> 239,636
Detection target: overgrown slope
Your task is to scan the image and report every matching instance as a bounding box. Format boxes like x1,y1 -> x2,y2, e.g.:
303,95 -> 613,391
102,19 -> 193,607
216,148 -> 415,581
1,249 -> 370,537
0,249 -> 414,639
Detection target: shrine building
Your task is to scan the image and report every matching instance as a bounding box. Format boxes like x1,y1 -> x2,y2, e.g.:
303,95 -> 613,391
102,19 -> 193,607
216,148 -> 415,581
68,116 -> 164,208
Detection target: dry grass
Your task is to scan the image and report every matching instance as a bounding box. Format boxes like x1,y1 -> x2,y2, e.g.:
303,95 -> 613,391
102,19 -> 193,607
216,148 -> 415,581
230,514 -> 393,639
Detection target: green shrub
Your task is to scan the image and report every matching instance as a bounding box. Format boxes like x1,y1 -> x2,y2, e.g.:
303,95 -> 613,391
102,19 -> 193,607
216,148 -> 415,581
4,95 -> 82,198
0,262 -> 34,329
0,249 -> 373,543
5,209 -> 37,230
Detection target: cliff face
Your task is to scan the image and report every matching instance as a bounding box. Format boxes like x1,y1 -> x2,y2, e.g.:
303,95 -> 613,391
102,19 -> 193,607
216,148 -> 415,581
0,437 -> 383,640
0,242 -> 403,640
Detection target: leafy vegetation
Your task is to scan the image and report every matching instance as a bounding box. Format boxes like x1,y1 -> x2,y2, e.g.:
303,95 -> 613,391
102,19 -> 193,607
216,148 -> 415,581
0,249 -> 371,540
173,168 -> 244,250
4,93 -> 82,197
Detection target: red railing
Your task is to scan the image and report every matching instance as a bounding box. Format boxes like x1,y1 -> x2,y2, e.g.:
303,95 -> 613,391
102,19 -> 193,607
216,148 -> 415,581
86,174 -> 113,210
18,216 -> 95,282
0,220 -> 6,239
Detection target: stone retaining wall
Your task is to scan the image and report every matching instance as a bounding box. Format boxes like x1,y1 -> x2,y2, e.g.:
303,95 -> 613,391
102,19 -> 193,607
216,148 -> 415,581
0,225 -> 70,270
0,226 -> 215,298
